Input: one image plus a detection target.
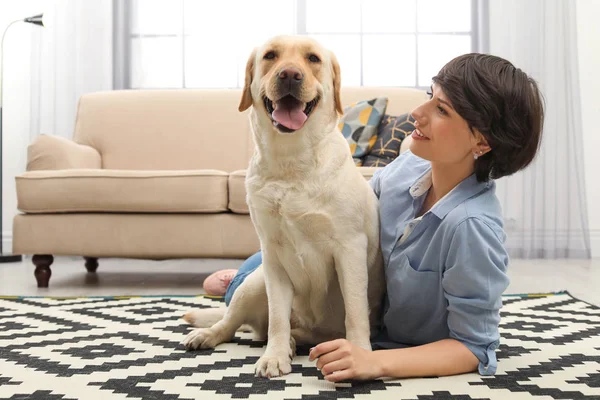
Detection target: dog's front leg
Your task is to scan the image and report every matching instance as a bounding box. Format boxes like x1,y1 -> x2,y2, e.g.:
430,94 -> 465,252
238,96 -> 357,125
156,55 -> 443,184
333,234 -> 372,350
255,249 -> 295,378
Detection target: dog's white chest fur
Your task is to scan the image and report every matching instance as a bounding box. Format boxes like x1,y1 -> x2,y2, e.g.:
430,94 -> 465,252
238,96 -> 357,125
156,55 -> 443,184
248,177 -> 335,243
246,170 -> 342,325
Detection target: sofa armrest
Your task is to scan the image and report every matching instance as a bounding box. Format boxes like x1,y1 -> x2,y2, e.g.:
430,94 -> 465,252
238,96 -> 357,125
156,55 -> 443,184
26,134 -> 102,171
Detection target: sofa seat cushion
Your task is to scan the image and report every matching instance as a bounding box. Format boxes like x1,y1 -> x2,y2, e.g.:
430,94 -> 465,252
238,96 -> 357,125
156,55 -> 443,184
227,167 -> 382,215
16,169 -> 228,213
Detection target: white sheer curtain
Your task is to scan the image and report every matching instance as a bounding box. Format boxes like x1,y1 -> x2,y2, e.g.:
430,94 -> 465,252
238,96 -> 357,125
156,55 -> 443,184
489,0 -> 590,258
29,0 -> 113,141
0,1 -> 112,251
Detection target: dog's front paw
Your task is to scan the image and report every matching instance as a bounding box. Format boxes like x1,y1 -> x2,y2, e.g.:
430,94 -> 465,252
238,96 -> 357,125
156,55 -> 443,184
255,354 -> 292,378
183,328 -> 225,350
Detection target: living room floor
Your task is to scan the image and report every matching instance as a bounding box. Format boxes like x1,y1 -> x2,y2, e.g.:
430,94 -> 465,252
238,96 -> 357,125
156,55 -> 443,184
0,256 -> 599,306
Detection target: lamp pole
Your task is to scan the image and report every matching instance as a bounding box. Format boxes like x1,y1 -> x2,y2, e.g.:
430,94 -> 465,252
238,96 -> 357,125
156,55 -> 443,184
1,15 -> 45,263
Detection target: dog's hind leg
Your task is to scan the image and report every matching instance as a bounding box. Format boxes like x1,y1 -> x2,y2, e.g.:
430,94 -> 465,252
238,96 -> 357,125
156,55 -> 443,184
182,308 -> 226,328
182,309 -> 254,333
183,266 -> 268,349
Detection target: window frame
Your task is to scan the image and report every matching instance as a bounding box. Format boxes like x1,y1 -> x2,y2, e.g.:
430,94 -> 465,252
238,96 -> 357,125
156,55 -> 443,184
113,0 -> 488,90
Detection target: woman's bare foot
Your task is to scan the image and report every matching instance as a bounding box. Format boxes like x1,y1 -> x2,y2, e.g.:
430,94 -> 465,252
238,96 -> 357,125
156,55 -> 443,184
202,269 -> 238,296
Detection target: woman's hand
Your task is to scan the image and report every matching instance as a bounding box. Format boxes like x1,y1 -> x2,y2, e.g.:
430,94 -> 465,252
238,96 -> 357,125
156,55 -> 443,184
308,339 -> 383,382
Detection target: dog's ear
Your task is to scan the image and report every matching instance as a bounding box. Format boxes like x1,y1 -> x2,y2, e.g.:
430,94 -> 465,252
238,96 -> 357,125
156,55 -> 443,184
330,51 -> 343,116
239,49 -> 257,112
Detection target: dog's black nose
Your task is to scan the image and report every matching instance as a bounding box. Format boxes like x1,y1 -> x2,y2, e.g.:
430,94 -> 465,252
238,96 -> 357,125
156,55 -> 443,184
278,67 -> 303,86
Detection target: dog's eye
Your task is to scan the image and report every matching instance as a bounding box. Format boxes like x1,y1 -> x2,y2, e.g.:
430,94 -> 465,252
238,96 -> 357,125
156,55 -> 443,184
263,51 -> 276,60
308,54 -> 321,63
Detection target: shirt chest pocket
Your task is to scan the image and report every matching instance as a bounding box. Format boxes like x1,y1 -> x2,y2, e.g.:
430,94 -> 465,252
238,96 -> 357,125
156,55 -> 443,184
384,253 -> 447,345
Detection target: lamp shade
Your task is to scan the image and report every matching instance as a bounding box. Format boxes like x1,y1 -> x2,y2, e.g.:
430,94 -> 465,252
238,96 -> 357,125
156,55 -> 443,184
23,13 -> 50,28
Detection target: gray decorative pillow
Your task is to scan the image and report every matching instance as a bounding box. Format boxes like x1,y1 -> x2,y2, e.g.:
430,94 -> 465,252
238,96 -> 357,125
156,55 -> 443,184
363,113 -> 416,167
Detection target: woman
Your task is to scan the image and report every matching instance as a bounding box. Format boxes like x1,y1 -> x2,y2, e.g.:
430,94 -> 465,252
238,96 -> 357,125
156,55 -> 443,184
202,53 -> 544,381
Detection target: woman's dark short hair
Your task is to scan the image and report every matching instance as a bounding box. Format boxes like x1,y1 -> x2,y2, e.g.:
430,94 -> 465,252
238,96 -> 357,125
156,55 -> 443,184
432,53 -> 544,182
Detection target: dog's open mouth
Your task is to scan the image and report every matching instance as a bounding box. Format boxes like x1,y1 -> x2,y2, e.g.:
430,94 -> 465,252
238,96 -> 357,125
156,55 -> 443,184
263,95 -> 319,133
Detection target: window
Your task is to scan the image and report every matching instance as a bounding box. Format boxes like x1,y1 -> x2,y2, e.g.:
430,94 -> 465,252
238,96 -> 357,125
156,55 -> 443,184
121,0 -> 481,89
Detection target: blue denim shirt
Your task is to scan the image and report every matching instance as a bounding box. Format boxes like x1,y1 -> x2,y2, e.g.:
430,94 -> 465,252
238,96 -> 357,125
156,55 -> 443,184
369,150 -> 510,375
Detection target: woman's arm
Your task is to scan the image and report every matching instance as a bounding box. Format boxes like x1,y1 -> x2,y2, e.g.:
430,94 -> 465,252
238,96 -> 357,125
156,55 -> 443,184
309,337 -> 478,382
377,338 -> 478,378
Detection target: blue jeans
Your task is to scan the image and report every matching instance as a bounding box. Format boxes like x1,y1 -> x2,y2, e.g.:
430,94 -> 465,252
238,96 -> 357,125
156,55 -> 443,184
224,251 -> 263,306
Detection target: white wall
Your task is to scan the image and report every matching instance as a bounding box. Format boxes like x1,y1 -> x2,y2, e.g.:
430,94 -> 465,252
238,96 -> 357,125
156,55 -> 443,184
577,0 -> 600,257
1,1 -> 46,253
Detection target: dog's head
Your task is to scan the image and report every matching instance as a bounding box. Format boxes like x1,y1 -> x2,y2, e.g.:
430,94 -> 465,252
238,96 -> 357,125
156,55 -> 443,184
238,36 -> 343,134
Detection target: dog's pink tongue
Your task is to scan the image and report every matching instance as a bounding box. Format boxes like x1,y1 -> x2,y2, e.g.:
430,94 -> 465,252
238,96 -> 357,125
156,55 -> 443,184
272,99 -> 307,130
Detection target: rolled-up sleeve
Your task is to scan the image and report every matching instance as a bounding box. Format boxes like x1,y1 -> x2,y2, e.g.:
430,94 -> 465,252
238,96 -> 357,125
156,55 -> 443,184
442,217 -> 510,375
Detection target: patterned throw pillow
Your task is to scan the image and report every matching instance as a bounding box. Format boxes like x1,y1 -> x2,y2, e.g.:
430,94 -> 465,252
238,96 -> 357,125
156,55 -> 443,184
338,97 -> 388,166
362,113 -> 416,167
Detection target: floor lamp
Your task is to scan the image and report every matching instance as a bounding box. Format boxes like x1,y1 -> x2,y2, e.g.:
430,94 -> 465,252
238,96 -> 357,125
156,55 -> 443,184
0,14 -> 46,263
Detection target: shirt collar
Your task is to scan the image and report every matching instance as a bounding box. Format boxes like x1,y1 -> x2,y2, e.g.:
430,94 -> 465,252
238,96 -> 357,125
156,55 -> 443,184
409,169 -> 433,198
408,167 -> 492,220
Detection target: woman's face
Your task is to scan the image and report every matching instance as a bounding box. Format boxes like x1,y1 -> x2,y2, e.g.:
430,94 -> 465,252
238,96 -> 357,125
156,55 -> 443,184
409,83 -> 487,167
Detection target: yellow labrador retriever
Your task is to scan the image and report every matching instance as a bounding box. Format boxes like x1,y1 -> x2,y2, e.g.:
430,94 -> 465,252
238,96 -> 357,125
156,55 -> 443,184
183,35 -> 384,378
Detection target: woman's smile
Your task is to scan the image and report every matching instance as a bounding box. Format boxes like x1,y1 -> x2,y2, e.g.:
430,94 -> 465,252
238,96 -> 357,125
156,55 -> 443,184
411,128 -> 430,140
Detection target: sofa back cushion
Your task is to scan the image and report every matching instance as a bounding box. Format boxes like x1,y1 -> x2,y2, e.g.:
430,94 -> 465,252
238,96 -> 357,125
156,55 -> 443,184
73,89 -> 254,171
73,87 -> 427,171
339,87 -> 427,117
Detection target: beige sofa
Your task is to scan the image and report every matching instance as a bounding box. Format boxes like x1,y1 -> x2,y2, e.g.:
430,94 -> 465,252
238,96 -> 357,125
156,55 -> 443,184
13,87 -> 428,287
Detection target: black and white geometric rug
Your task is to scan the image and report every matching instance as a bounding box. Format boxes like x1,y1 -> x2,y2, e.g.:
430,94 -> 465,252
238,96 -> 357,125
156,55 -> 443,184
0,292 -> 599,400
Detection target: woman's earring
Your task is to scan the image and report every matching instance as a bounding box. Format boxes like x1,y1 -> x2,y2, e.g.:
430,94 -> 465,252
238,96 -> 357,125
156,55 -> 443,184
473,152 -> 479,160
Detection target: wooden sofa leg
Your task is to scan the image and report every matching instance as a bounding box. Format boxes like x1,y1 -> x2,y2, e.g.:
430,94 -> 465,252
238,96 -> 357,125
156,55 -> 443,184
33,255 -> 54,288
84,257 -> 99,273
